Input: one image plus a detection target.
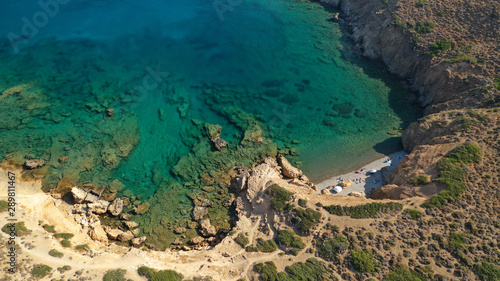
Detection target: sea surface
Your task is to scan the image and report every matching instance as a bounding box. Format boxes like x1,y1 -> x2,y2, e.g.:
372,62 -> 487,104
0,0 -> 421,247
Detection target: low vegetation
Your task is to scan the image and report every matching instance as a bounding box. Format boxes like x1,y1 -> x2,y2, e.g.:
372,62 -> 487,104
323,202 -> 403,219
2,221 -> 31,236
415,0 -> 427,8
315,235 -> 349,262
48,249 -> 64,258
43,224 -> 57,233
409,175 -> 430,186
350,250 -> 376,273
275,229 -> 305,256
292,207 -> 321,233
31,264 -> 53,278
422,143 -> 481,208
0,200 -> 8,212
473,261 -> 500,281
266,184 -> 293,212
404,209 -> 423,220
103,269 -> 133,281
137,266 -> 184,281
415,21 -> 435,33
494,78 -> 500,90
256,238 -> 278,253
54,233 -> 75,239
254,258 -> 335,281
234,233 -> 249,248
384,267 -> 424,281
298,198 -> 308,208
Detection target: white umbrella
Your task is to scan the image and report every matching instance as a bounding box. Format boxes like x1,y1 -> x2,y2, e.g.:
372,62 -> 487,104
333,186 -> 342,193
369,169 -> 377,174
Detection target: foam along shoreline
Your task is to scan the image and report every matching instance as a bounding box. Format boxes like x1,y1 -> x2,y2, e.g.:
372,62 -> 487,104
315,150 -> 407,196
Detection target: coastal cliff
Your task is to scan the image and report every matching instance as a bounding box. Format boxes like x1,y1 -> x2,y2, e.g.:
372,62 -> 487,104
320,0 -> 496,114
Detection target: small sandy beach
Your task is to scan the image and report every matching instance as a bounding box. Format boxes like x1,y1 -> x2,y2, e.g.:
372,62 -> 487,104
315,150 -> 407,196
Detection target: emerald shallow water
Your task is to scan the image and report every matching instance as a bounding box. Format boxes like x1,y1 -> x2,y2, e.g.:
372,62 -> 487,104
0,0 -> 421,248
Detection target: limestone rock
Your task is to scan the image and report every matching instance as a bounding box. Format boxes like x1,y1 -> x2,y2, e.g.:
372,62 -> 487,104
124,221 -> 139,229
200,219 -> 217,237
190,236 -> 205,244
120,213 -> 133,220
25,159 -> 44,169
339,180 -> 353,188
89,225 -> 108,243
193,206 -> 208,221
246,157 -> 281,201
131,236 -> 147,246
87,200 -> 110,214
84,192 -> 99,203
131,228 -> 140,237
134,202 -> 150,215
71,187 -> 87,204
234,167 -> 250,191
205,124 -> 228,151
321,189 -> 331,195
175,227 -> 186,234
105,228 -> 124,240
348,191 -> 365,197
277,155 -> 302,178
108,198 -> 124,216
117,231 -> 135,242
72,204 -> 88,214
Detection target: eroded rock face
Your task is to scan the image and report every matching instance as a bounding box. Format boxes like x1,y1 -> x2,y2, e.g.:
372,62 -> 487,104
108,198 -> 124,216
246,157 -> 281,201
124,221 -> 139,229
72,187 -> 87,204
190,236 -> 205,245
277,155 -> 302,178
87,200 -> 110,214
131,236 -> 147,246
117,231 -> 135,242
89,224 -> 108,243
105,228 -> 123,240
25,159 -> 44,169
199,219 -> 217,237
205,124 -> 228,151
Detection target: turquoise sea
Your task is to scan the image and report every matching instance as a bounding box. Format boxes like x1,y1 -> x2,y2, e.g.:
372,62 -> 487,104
0,0 -> 421,248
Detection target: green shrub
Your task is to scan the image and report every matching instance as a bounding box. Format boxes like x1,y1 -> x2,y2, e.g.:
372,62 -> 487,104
293,208 -> 321,233
255,262 -> 278,281
31,264 -> 53,278
350,250 -> 376,273
415,21 -> 435,33
324,202 -> 403,219
428,40 -> 453,56
298,199 -> 307,208
473,261 -> 500,281
245,245 -> 258,252
43,224 -> 57,233
75,244 -> 90,251
405,209 -> 423,220
137,266 -> 184,281
256,238 -> 277,253
103,269 -> 131,281
422,143 -> 481,208
255,258 -> 335,281
316,235 -> 349,262
266,184 -> 293,212
0,200 -> 8,212
48,249 -> 64,258
384,267 -> 424,281
392,16 -> 405,28
276,230 -> 305,255
409,175 -> 430,186
494,78 -> 500,90
61,239 -> 71,248
2,221 -> 30,236
415,0 -> 427,8
448,232 -> 467,253
234,233 -> 249,248
444,53 -> 477,64
54,233 -> 74,239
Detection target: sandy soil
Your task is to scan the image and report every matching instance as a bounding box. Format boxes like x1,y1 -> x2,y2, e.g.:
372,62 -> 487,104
315,150 -> 407,195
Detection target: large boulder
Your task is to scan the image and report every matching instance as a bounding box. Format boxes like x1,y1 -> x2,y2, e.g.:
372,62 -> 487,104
71,187 -> 87,204
199,219 -> 217,237
25,159 -> 44,169
190,236 -> 205,245
131,236 -> 147,246
89,224 -> 108,243
124,221 -> 139,229
105,227 -> 123,240
277,155 -> 302,178
117,231 -> 135,242
87,200 -> 110,214
108,198 -> 124,216
193,206 -> 208,221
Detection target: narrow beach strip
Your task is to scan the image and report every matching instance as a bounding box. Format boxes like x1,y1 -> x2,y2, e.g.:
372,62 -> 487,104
315,150 -> 407,196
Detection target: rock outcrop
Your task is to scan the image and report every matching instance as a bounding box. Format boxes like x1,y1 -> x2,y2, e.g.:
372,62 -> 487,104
108,198 -> 124,216
277,155 -> 302,178
200,219 -> 217,237
25,159 -> 44,169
